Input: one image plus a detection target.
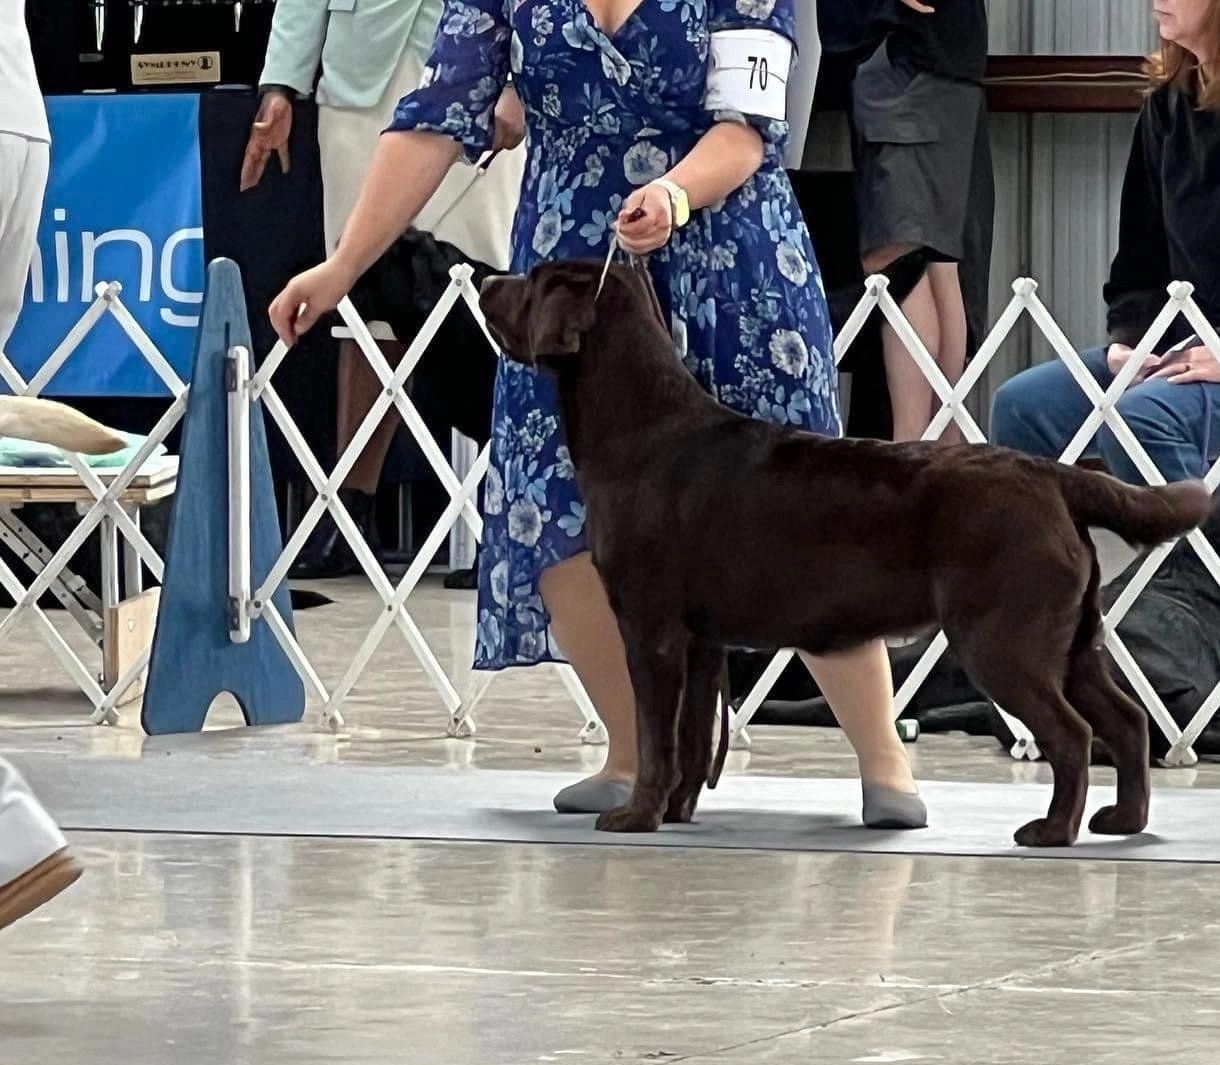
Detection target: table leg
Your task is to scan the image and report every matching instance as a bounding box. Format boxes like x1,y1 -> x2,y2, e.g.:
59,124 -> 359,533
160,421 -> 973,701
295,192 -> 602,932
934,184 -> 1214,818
100,513 -> 120,618
122,504 -> 143,596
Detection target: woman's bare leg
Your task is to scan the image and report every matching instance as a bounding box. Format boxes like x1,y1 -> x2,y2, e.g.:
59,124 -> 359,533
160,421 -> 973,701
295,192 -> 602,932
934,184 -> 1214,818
540,553 -> 638,811
800,642 -> 926,828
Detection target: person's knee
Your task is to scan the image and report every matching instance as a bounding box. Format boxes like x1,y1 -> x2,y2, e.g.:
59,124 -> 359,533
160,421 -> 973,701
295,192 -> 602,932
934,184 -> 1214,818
990,357 -> 1088,459
1102,392 -> 1188,483
990,372 -> 1037,450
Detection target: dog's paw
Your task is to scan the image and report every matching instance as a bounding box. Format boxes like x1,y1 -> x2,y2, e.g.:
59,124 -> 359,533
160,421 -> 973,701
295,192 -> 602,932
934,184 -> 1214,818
663,793 -> 698,824
1014,817 -> 1077,848
1088,804 -> 1147,836
596,805 -> 663,833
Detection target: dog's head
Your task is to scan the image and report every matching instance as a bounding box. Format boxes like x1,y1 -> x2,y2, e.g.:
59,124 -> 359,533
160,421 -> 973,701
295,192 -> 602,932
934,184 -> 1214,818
480,261 -> 604,370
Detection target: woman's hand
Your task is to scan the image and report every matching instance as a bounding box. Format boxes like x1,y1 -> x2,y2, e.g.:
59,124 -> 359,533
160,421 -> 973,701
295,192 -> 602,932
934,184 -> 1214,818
269,259 -> 357,347
615,184 -> 673,255
240,91 -> 293,192
1149,344 -> 1220,385
1106,342 -> 1162,384
493,85 -> 526,151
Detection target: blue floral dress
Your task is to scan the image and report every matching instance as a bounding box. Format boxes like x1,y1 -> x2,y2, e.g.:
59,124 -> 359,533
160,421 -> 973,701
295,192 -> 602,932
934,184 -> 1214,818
390,0 -> 840,670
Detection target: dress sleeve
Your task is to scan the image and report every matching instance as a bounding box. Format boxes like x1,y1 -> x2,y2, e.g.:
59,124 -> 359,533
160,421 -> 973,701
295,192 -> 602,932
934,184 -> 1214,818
385,0 -> 512,163
707,0 -> 800,159
1102,97 -> 1172,348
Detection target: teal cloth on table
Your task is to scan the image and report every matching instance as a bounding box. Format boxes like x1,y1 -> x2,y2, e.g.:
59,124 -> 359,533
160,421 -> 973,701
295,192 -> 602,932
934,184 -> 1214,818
0,432 -> 168,469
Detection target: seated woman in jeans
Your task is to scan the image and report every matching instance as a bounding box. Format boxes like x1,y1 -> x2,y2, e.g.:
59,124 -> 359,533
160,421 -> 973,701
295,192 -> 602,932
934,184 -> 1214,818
992,0 -> 1220,484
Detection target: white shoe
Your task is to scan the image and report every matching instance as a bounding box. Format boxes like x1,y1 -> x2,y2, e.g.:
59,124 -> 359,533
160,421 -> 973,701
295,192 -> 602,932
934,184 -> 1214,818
0,759 -> 81,931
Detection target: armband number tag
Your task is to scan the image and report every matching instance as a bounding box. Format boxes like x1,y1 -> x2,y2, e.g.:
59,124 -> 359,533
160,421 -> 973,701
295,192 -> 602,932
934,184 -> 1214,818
705,30 -> 793,122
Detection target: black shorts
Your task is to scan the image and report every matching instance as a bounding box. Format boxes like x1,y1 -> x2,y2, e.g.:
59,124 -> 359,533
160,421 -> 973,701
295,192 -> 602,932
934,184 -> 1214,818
851,43 -> 990,264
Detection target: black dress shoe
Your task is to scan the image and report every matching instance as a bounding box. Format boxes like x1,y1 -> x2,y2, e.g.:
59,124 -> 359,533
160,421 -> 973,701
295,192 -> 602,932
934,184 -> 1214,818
288,488 -> 380,580
442,565 -> 478,591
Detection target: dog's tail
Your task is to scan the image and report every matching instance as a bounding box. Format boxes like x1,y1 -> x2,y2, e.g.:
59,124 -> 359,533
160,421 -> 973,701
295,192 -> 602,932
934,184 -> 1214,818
1056,465 -> 1211,547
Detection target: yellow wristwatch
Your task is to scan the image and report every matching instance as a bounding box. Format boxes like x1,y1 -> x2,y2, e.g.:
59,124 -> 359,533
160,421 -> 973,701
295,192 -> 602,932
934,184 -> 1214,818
653,178 -> 691,229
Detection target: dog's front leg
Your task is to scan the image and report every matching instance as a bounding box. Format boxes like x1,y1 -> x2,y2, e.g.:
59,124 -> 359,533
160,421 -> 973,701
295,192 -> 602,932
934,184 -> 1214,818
664,643 -> 724,824
596,634 -> 687,834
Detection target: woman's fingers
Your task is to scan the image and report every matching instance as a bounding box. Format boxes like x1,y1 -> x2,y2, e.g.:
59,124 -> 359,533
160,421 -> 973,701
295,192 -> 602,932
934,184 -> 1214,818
269,285 -> 305,347
1151,361 -> 1211,384
617,221 -> 669,255
616,204 -> 651,236
615,187 -> 670,254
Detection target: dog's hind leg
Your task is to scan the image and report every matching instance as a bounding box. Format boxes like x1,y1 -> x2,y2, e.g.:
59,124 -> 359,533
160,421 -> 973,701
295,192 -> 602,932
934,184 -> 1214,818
952,620 -> 1092,847
1008,688 -> 1092,847
980,675 -> 1092,847
1063,553 -> 1150,836
664,643 -> 724,825
1066,647 -> 1151,836
596,630 -> 688,834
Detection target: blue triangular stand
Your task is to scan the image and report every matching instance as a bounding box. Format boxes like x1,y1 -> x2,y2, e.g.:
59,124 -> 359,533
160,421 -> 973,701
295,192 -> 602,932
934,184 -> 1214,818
143,259 -> 305,734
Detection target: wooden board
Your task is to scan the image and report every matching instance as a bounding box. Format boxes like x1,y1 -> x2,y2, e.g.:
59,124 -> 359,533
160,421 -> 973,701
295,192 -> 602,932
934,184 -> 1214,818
103,586 -> 160,708
0,456 -> 179,505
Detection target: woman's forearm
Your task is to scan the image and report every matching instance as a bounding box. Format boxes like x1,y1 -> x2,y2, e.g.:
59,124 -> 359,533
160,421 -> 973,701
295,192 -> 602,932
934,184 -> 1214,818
663,121 -> 765,210
331,129 -> 461,283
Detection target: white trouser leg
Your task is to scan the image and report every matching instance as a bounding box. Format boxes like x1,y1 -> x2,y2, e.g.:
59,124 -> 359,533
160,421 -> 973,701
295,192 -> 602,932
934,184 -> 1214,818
0,132 -> 50,354
0,757 -> 65,888
0,136 -> 75,908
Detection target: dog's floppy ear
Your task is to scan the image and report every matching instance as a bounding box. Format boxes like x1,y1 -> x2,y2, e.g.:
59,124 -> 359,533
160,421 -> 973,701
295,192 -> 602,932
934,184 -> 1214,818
480,275 -> 532,363
523,264 -> 598,361
481,265 -> 599,366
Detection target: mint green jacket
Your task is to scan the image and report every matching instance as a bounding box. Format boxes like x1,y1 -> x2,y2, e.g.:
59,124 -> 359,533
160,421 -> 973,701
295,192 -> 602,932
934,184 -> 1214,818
259,0 -> 443,109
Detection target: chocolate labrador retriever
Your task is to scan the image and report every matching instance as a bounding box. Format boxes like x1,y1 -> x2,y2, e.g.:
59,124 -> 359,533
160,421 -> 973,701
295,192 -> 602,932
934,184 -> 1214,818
480,260 -> 1211,847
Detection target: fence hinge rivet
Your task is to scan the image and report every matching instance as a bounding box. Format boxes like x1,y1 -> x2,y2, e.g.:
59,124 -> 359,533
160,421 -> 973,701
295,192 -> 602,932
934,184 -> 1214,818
386,604 -> 395,613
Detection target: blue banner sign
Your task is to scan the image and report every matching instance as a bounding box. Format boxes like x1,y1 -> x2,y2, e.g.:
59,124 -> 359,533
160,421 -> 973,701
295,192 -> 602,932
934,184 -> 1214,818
7,94 -> 205,396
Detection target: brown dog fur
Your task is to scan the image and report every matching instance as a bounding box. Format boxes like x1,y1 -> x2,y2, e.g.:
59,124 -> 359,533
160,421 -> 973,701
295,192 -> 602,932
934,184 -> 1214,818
480,261 -> 1212,847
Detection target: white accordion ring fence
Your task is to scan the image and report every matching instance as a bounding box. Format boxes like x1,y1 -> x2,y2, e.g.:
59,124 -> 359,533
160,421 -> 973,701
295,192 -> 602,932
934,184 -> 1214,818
0,281 -> 187,724
8,267 -> 1213,768
732,277 -> 1220,768
246,265 -> 606,741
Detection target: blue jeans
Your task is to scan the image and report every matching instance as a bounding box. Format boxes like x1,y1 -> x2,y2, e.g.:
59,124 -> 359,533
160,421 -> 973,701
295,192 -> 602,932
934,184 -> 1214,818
991,346 -> 1220,484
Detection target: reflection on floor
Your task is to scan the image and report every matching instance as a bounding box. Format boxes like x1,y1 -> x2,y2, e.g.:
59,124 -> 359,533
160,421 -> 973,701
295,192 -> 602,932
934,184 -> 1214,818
2,580 -> 1218,1063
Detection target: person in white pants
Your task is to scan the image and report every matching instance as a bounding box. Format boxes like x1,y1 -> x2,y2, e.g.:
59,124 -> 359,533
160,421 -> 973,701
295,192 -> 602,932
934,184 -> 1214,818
0,0 -> 83,931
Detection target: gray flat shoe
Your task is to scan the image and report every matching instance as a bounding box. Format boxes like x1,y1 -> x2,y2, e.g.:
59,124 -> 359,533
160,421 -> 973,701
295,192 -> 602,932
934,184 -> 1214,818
553,777 -> 634,814
862,785 -> 928,830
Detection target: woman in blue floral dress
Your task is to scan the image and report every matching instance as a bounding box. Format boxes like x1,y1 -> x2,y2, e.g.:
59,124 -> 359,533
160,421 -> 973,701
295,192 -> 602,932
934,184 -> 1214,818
271,0 -> 925,827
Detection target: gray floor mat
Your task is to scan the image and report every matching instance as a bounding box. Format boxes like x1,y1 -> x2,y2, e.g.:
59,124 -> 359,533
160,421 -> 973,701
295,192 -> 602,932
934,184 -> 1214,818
17,754 -> 1220,863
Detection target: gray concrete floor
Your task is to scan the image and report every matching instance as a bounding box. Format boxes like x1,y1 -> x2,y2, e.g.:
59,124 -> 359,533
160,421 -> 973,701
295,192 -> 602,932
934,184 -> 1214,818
3,579 -> 1220,1063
